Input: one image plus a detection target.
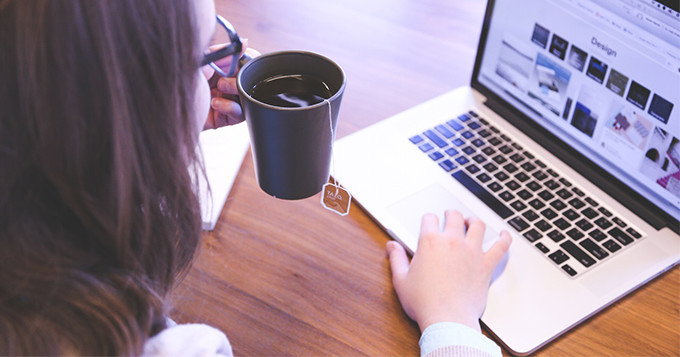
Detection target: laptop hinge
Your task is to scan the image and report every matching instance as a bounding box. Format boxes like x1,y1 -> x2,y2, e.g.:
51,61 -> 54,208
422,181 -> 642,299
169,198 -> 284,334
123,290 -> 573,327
484,97 -> 678,233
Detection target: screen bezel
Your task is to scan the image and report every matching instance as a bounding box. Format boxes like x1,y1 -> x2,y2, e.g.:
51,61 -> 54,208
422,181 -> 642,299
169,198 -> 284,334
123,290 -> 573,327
469,0 -> 679,232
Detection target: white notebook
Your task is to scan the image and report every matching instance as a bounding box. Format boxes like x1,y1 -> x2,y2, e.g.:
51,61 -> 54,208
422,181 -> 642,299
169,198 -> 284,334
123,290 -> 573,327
195,124 -> 250,230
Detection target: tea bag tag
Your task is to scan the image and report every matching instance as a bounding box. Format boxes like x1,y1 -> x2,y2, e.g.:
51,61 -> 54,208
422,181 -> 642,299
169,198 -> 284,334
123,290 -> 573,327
321,183 -> 351,216
320,98 -> 351,216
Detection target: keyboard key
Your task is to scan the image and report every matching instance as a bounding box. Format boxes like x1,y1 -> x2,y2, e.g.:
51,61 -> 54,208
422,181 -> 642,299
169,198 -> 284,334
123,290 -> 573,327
424,130 -> 448,148
523,210 -> 540,222
435,125 -> 455,138
582,207 -> 599,219
445,147 -> 459,156
588,228 -> 607,242
524,151 -> 535,159
548,229 -> 566,242
462,146 -> 476,155
487,181 -> 503,192
452,170 -> 513,219
520,162 -> 537,172
572,187 -> 585,196
478,129 -> 492,138
492,155 -> 507,164
536,219 -> 552,232
517,189 -> 533,200
508,216 -> 530,232
560,241 -> 596,268
494,172 -> 510,181
458,113 -> 472,122
510,200 -> 527,212
563,209 -> 580,221
456,156 -> 470,165
554,218 -> 571,230
547,168 -> 559,178
409,135 -> 424,144
477,173 -> 492,183
447,119 -> 464,131
488,137 -> 503,146
584,197 -> 599,207
509,153 -> 525,163
482,147 -> 496,156
461,131 -> 475,139
580,239 -> 609,260
468,121 -> 481,130
566,228 -> 585,241
503,163 -> 519,173
549,250 -> 569,264
533,170 -> 548,181
515,172 -> 530,182
595,217 -> 613,230
559,178 -> 572,187
438,160 -> 457,172
527,181 -> 542,192
626,227 -> 642,239
466,164 -> 481,174
483,163 -> 498,172
500,134 -> 512,141
479,117 -> 488,124
550,199 -> 567,211
511,143 -> 523,151
609,227 -> 633,246
472,154 -> 486,163
529,198 -> 545,210
489,126 -> 500,133
556,188 -> 573,200
535,242 -> 550,253
575,219 -> 594,232
505,180 -> 521,191
603,239 -> 622,253
534,159 -> 547,168
499,191 -> 515,202
598,207 -> 613,217
562,264 -> 577,276
612,217 -> 626,228
452,138 -> 465,147
429,152 -> 444,161
499,145 -> 513,154
545,179 -> 560,190
419,143 -> 434,152
538,190 -> 555,201
523,228 -> 543,242
568,197 -> 586,209
468,110 -> 478,117
472,138 -> 485,147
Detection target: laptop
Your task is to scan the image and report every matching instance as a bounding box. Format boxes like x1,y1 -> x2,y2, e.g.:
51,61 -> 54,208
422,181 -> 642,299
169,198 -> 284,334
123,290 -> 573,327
334,0 -> 680,354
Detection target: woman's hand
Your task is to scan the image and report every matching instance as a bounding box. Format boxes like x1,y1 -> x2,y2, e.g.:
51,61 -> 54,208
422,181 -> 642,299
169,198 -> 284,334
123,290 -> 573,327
386,210 -> 512,332
204,46 -> 260,130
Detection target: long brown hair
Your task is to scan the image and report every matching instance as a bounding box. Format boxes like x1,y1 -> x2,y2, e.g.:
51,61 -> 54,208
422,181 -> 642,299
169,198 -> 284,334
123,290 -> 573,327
0,0 -> 204,354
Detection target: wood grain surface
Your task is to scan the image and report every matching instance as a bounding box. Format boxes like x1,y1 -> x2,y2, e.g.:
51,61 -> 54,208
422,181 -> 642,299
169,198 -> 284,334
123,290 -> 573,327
171,0 -> 680,355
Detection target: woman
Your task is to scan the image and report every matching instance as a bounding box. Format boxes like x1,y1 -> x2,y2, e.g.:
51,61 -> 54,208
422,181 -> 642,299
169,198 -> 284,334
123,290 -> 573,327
0,0 -> 510,355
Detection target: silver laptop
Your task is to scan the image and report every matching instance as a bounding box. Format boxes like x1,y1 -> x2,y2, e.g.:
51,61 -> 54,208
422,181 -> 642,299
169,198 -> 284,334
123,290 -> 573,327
334,0 -> 680,354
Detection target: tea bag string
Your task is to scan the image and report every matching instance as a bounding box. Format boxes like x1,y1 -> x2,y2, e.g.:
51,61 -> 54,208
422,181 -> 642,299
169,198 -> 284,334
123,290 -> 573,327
325,98 -> 338,193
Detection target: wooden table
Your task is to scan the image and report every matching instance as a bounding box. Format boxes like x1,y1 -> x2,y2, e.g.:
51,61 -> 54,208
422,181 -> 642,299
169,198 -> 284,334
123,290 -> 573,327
172,0 -> 680,355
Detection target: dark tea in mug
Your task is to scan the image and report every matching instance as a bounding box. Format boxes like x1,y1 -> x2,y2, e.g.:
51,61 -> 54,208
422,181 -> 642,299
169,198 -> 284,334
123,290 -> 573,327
250,74 -> 333,108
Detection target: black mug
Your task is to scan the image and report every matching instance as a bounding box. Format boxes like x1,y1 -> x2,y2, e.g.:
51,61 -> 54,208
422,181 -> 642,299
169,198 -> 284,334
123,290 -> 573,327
237,51 -> 346,200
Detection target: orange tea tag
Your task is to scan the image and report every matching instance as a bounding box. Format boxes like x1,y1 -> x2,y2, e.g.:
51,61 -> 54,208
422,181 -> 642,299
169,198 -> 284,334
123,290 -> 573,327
321,183 -> 351,216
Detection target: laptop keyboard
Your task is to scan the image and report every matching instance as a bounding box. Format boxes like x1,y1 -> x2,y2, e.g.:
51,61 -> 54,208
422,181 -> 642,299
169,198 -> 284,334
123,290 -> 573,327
409,110 -> 645,278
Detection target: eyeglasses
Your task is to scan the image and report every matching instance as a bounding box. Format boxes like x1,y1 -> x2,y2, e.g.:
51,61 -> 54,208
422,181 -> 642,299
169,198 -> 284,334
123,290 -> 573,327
200,15 -> 243,77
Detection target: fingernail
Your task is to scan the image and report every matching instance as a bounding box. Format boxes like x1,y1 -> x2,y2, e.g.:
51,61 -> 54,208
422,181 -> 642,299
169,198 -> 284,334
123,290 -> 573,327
211,98 -> 221,109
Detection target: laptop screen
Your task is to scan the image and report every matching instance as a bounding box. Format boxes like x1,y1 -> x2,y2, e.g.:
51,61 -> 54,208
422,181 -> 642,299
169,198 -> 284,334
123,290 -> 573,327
475,0 -> 680,223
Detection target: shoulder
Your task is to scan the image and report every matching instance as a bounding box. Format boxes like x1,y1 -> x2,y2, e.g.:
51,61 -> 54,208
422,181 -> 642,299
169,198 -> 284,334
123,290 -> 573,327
143,323 -> 233,357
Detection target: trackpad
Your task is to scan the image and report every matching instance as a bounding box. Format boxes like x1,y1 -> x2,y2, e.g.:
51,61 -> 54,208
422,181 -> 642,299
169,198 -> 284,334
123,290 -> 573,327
386,184 -> 503,254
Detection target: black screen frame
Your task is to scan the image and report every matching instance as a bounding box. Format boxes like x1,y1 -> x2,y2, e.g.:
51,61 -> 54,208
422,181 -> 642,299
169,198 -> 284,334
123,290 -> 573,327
469,0 -> 680,232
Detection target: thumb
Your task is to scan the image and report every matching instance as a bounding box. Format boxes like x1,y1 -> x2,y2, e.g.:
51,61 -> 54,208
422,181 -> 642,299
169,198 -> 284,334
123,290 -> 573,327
484,230 -> 512,269
386,241 -> 410,287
